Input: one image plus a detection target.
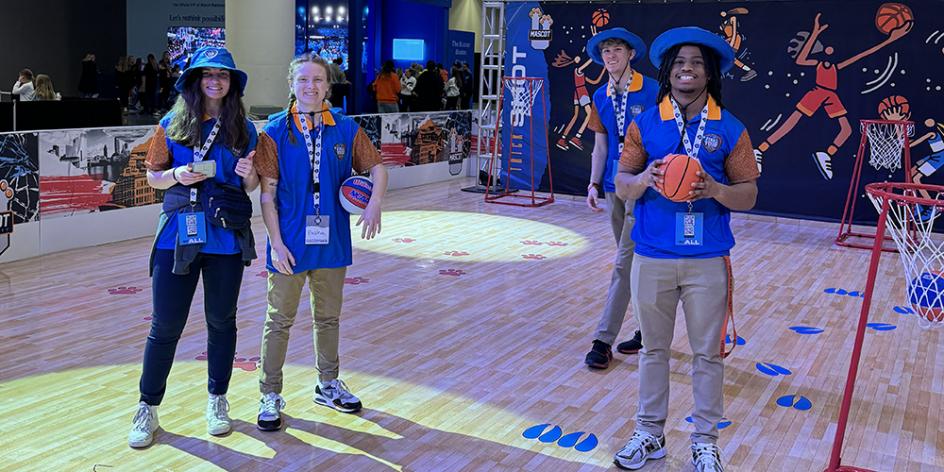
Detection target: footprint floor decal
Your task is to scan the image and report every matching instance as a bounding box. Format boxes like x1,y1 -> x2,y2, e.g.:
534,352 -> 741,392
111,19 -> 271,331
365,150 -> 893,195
724,335 -> 746,346
776,395 -> 812,411
789,326 -> 824,335
685,416 -> 732,429
756,363 -> 792,377
521,424 -> 598,452
866,322 -> 896,331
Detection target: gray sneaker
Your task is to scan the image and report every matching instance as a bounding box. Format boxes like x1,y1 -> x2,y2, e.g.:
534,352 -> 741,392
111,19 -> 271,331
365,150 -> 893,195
692,442 -> 725,472
314,379 -> 362,413
206,394 -> 232,436
128,402 -> 159,448
614,430 -> 666,470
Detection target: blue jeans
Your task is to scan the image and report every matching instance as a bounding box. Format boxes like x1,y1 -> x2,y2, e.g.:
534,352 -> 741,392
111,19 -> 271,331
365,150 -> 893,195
139,250 -> 244,405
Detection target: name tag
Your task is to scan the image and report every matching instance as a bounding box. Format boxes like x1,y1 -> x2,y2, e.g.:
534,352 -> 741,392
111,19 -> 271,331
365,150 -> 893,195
177,211 -> 207,245
675,212 -> 703,246
306,215 -> 330,245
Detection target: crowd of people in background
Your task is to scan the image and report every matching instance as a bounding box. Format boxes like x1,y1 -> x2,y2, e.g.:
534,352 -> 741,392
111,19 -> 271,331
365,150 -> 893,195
371,60 -> 473,113
12,53 -> 474,117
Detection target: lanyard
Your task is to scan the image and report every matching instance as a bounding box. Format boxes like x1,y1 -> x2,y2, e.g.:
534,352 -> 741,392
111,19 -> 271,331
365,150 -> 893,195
608,74 -> 633,146
190,119 -> 221,204
298,112 -> 324,215
670,98 -> 709,161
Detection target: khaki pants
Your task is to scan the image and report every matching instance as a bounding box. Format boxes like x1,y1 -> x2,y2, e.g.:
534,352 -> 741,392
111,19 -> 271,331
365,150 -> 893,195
593,193 -> 636,345
631,254 -> 728,444
259,267 -> 346,393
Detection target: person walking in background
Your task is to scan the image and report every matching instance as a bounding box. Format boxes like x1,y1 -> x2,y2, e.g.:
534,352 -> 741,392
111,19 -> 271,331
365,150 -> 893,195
371,60 -> 401,113
400,68 -> 416,112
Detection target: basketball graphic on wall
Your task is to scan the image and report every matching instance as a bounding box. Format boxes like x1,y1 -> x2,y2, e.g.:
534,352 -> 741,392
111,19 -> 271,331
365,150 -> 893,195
875,3 -> 913,35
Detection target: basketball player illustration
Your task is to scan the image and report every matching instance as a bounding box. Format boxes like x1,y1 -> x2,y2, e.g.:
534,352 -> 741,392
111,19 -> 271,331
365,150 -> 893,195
553,50 -> 605,151
719,7 -> 758,81
910,118 -> 944,216
754,11 -> 912,179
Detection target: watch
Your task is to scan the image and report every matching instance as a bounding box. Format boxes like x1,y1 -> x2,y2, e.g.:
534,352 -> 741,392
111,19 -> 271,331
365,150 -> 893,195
588,182 -> 602,192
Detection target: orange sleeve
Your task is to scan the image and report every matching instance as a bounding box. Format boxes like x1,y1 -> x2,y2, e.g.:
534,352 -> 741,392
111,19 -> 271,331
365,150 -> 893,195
353,128 -> 382,173
587,103 -> 605,134
253,132 -> 280,180
725,130 -> 761,183
618,121 -> 647,173
144,125 -> 171,171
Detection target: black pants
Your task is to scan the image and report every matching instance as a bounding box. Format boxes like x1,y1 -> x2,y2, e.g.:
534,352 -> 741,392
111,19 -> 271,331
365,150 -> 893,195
138,250 -> 244,405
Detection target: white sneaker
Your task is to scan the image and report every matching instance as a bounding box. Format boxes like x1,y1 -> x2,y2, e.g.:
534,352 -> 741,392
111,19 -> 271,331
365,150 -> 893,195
314,378 -> 362,413
753,149 -> 763,173
128,402 -> 159,448
613,430 -> 666,470
692,442 -> 725,472
813,151 -> 833,180
206,394 -> 232,436
257,392 -> 286,431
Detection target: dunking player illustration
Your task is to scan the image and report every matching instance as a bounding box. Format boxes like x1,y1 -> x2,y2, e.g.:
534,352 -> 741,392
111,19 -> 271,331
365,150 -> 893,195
754,12 -> 912,179
552,50 -> 605,151
719,7 -> 758,81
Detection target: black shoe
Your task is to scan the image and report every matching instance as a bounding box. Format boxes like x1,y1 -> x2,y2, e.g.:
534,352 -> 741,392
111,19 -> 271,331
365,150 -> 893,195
585,340 -> 613,369
617,330 -> 643,355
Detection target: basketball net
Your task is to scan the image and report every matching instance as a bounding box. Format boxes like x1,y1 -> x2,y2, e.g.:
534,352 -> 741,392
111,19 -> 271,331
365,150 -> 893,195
866,182 -> 944,328
864,120 -> 913,172
507,77 -> 543,124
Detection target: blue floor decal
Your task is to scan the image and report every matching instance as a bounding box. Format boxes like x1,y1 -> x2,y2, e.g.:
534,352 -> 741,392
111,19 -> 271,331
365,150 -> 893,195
522,424 -> 598,452
756,362 -> 792,376
776,394 -> 812,411
866,322 -> 897,331
685,416 -> 732,429
789,326 -> 824,335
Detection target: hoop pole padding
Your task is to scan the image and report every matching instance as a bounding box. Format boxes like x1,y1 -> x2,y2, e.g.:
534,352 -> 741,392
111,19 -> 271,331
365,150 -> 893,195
824,191 -> 891,472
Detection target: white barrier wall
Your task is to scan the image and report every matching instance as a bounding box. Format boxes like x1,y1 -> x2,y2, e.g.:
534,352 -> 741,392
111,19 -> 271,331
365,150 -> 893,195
0,110 -> 475,264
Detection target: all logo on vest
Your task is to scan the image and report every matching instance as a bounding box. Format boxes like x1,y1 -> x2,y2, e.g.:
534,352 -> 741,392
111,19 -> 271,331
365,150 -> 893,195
334,143 -> 346,160
703,134 -> 723,153
528,8 -> 553,50
630,104 -> 643,117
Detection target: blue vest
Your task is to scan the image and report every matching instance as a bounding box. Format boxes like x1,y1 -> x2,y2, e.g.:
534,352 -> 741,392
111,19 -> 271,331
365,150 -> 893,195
155,114 -> 257,254
632,97 -> 746,259
592,72 -> 659,193
262,109 -> 359,272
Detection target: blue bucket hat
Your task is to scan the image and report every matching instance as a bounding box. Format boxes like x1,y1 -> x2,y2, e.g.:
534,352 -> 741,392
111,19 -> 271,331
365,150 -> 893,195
587,27 -> 647,65
175,46 -> 249,96
649,26 -> 735,74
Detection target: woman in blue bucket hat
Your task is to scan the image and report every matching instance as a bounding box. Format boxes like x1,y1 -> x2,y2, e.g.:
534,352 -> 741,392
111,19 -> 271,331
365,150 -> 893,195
129,46 -> 260,448
612,27 -> 758,472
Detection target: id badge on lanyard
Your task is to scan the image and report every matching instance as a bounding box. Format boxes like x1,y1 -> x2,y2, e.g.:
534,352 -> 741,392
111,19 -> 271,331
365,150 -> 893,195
671,99 -> 708,246
299,112 -> 329,245
176,120 -> 220,245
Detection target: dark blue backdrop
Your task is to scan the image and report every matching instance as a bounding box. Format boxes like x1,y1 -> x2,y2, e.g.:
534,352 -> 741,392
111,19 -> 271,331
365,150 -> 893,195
511,1 -> 942,224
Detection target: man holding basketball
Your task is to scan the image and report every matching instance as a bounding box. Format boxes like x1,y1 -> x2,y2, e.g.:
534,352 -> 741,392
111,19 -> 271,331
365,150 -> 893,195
582,27 -> 658,370
613,27 -> 759,471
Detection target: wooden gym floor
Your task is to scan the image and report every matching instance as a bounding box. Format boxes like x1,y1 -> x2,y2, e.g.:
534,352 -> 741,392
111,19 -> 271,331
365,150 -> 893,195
0,179 -> 942,471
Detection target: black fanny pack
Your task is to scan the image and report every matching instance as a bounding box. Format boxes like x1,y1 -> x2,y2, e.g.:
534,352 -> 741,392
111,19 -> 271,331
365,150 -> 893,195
201,180 -> 253,230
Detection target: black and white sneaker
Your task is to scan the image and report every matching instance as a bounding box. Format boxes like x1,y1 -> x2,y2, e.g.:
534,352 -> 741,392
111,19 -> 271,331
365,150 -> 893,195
257,392 -> 285,431
314,379 -> 362,413
692,442 -> 724,472
614,430 -> 666,470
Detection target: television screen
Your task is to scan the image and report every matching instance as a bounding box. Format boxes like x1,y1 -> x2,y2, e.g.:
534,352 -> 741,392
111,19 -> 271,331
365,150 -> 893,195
393,39 -> 424,62
167,27 -> 226,69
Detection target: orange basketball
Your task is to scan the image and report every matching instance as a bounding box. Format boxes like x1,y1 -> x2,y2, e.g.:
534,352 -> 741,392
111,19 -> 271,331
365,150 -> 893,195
657,154 -> 704,202
875,3 -> 913,35
592,8 -> 610,28
877,95 -> 910,118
